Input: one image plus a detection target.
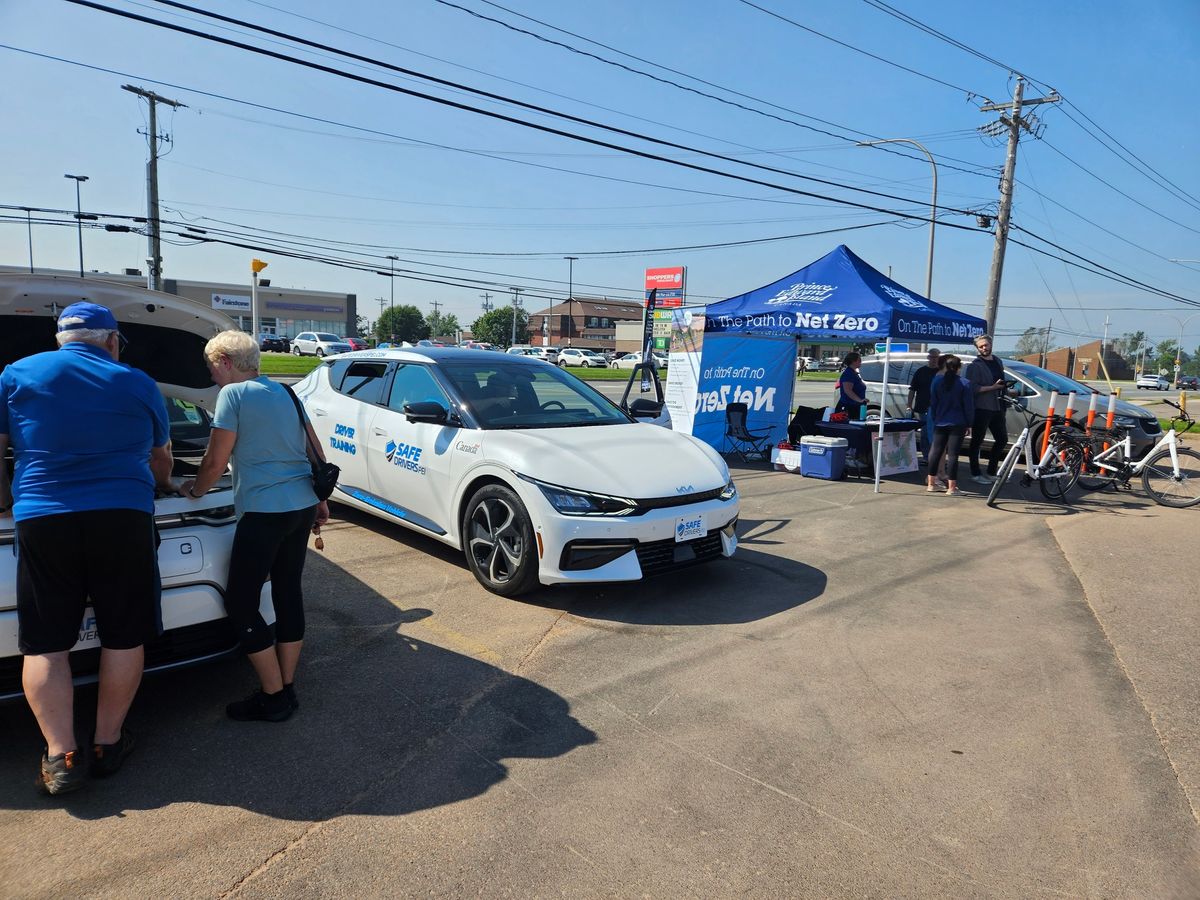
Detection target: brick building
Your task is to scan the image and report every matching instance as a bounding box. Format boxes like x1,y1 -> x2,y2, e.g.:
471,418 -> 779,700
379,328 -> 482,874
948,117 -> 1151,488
1018,339 -> 1132,380
527,297 -> 644,352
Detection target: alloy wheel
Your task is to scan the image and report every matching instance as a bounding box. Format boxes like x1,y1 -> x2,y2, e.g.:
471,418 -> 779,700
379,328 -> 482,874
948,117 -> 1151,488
468,497 -> 525,585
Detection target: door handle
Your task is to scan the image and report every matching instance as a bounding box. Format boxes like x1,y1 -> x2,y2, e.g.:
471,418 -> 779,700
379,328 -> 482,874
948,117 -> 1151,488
311,407 -> 327,416
373,427 -> 387,436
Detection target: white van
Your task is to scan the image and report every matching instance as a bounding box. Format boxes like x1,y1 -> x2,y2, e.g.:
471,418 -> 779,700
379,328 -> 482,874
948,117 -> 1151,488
0,274 -> 273,699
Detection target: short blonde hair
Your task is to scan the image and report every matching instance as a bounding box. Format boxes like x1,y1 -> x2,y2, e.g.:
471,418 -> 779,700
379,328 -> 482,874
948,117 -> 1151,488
974,333 -> 993,346
204,330 -> 260,373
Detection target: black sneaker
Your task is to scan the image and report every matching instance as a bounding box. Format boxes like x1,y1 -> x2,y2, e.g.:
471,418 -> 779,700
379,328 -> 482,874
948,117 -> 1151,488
91,729 -> 135,778
226,689 -> 293,723
283,683 -> 298,712
38,749 -> 86,795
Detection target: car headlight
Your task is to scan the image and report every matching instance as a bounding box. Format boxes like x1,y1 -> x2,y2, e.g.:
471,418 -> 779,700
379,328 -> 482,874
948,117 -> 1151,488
518,475 -> 636,516
719,478 -> 737,501
1114,416 -> 1138,427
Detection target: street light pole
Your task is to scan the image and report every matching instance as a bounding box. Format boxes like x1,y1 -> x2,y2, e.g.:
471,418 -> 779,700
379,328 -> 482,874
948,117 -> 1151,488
1157,311 -> 1200,379
856,139 -> 937,301
564,256 -> 578,348
63,174 -> 88,277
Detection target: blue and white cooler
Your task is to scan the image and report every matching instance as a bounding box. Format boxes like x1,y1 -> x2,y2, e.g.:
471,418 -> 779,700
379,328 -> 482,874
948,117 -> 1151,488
799,435 -> 849,480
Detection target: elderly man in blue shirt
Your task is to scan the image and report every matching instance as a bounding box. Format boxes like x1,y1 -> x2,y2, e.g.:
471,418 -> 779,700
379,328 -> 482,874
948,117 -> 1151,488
0,302 -> 173,795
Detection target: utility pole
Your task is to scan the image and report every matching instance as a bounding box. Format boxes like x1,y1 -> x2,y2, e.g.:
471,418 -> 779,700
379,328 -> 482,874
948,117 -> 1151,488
980,78 -> 1061,335
1101,315 -> 1110,368
510,287 -> 524,348
22,207 -> 34,273
122,85 -> 185,292
1041,318 -> 1052,369
480,292 -> 493,312
564,256 -> 578,348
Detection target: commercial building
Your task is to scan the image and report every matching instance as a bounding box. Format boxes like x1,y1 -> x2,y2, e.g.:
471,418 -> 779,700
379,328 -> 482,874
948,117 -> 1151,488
0,265 -> 357,338
527,297 -> 643,352
1018,339 -> 1132,380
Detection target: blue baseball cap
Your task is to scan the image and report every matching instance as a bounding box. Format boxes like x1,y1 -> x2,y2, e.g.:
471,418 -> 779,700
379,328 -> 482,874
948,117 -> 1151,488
57,301 -> 120,333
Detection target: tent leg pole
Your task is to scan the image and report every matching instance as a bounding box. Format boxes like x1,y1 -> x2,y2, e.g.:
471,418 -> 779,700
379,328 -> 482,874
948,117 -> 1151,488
874,338 -> 891,493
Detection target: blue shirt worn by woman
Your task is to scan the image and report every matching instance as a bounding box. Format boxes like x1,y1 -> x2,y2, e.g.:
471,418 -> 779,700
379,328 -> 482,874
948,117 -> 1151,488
212,376 -> 317,517
837,366 -> 867,410
929,374 -> 975,427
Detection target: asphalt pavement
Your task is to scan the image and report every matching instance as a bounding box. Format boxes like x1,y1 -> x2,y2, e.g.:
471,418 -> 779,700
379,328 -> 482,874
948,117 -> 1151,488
2,461 -> 1198,898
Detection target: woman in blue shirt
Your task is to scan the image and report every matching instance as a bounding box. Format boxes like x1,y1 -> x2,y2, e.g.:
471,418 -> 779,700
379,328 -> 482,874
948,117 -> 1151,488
926,354 -> 974,496
836,352 -> 867,415
181,331 -> 330,722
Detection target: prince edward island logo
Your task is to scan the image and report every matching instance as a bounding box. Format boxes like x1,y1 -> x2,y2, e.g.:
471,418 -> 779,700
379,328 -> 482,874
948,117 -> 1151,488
765,282 -> 837,306
880,284 -> 929,310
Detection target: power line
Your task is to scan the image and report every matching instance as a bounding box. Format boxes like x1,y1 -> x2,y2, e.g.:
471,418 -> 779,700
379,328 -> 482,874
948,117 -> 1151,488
60,1 -> 989,228
117,0 -> 984,217
736,0 -> 987,98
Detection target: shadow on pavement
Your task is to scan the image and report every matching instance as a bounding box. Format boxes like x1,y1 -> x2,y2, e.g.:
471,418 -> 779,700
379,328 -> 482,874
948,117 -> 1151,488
327,494 -> 824,628
0,552 -> 596,821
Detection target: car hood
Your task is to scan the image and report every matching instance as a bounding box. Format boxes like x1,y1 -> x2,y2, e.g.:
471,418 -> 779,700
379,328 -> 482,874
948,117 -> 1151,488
0,274 -> 236,410
1111,396 -> 1156,420
479,422 -> 729,497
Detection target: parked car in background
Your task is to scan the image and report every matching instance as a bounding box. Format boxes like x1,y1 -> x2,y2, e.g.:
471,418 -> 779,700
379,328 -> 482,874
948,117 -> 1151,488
818,356 -> 844,371
509,345 -> 559,364
860,352 -> 1163,459
258,333 -> 287,352
0,273 -> 274,699
342,336 -> 369,351
293,331 -> 353,357
1137,373 -> 1171,391
1176,375 -> 1199,390
610,350 -> 667,370
460,341 -> 497,351
796,356 -> 816,372
292,349 -> 738,596
557,348 -> 607,368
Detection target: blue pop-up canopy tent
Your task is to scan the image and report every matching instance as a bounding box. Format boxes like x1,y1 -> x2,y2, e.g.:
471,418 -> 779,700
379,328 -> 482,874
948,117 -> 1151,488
704,244 -> 986,344
697,245 -> 987,491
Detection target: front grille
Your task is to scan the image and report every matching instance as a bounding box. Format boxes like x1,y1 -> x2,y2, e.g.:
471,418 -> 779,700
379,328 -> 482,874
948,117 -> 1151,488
635,531 -> 724,577
0,620 -> 241,700
633,488 -> 724,511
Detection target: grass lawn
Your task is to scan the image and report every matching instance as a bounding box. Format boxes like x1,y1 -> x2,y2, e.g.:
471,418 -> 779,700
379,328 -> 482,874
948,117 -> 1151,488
260,353 -> 322,376
569,366 -> 666,380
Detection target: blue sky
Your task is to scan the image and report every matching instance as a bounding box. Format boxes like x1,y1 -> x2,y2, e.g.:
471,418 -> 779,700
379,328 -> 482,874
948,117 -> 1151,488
2,0 -> 1199,351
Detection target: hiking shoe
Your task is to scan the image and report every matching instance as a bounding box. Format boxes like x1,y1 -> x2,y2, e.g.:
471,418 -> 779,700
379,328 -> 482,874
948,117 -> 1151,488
91,729 -> 135,778
226,689 -> 293,723
283,683 -> 298,712
971,475 -> 993,485
38,749 -> 86,795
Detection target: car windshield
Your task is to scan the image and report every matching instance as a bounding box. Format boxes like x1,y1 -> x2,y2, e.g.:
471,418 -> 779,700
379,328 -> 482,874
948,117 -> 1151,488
440,361 -> 631,429
316,333 -> 340,342
1007,361 -> 1098,395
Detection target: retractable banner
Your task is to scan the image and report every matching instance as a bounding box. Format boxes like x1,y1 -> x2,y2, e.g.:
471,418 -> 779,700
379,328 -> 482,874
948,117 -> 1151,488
663,306 -> 707,434
689,333 -> 795,451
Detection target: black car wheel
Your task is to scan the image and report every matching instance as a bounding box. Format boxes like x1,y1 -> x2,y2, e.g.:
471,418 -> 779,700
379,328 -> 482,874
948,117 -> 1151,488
292,345 -> 301,356
316,347 -> 325,358
463,484 -> 540,596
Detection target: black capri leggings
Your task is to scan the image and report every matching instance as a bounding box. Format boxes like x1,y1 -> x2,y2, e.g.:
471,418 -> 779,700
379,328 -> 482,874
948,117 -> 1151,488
224,505 -> 317,654
928,425 -> 967,481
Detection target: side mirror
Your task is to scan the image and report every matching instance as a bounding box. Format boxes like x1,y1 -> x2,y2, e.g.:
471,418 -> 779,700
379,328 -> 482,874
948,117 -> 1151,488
403,401 -> 449,424
629,398 -> 663,419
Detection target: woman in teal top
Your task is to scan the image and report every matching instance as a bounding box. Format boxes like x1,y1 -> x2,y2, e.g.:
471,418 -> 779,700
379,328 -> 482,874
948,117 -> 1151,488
181,330 -> 329,723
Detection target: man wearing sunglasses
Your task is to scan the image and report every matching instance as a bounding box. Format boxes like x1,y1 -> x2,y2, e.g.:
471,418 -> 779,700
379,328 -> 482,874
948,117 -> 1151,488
0,302 -> 173,795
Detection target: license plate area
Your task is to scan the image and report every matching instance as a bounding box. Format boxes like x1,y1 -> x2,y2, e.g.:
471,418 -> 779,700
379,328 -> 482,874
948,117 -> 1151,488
675,513 -> 705,543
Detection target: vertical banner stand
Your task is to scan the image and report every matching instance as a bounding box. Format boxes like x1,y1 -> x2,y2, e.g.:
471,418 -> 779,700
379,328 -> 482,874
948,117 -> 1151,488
873,337 -> 892,493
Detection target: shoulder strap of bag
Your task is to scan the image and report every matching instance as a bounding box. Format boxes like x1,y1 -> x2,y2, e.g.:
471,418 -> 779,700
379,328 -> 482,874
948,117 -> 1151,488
281,383 -> 326,464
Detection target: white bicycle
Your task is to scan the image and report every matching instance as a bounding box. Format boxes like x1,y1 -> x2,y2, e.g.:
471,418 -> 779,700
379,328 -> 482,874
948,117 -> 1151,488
986,400 -> 1084,507
1075,399 -> 1200,508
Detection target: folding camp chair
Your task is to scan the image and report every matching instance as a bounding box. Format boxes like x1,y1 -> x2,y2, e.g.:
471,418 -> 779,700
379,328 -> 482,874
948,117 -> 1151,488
786,405 -> 823,444
724,402 -> 772,463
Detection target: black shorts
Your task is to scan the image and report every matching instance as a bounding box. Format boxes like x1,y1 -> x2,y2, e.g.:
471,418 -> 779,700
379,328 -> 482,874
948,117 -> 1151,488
16,509 -> 160,655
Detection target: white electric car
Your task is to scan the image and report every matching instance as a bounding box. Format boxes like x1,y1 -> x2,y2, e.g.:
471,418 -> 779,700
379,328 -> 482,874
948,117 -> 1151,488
0,274 -> 271,699
294,348 -> 739,596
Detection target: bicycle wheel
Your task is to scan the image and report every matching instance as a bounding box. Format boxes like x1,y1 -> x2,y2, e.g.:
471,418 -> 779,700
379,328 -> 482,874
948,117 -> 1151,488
1141,447 -> 1200,508
986,442 -> 1021,507
1039,438 -> 1083,502
1077,440 -> 1124,491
